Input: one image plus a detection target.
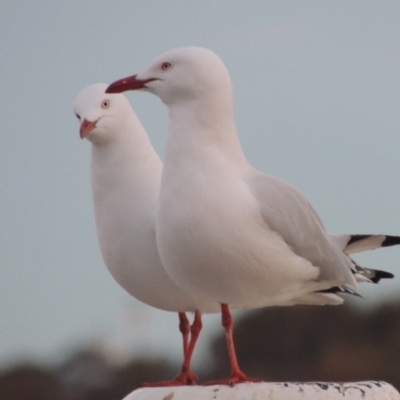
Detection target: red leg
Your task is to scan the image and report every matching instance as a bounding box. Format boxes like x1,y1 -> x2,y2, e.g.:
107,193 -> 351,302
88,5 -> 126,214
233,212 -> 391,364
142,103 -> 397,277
173,310 -> 202,385
178,312 -> 190,356
141,311 -> 202,387
205,304 -> 259,386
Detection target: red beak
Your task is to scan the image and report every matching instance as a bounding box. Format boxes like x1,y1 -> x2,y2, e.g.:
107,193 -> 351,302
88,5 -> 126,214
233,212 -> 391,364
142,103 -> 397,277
106,75 -> 157,93
80,119 -> 98,139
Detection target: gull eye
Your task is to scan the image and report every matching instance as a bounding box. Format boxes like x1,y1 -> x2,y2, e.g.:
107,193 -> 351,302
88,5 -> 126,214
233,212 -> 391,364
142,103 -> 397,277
161,62 -> 171,71
101,99 -> 110,109
75,113 -> 81,120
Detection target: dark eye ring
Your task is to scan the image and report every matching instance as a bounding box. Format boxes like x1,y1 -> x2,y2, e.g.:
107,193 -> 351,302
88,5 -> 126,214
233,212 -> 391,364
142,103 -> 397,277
75,114 -> 81,120
161,62 -> 171,71
101,99 -> 110,109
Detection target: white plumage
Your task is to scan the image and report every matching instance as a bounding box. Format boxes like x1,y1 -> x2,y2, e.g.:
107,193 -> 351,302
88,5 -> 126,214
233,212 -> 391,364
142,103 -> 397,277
73,83 -> 219,314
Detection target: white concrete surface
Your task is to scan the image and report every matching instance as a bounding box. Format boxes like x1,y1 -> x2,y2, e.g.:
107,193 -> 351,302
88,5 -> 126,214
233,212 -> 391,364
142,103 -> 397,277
123,381 -> 400,400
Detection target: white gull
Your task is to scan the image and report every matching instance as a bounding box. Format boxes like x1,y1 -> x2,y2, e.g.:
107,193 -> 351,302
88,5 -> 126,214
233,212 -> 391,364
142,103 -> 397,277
107,58 -> 398,385
72,83 -> 220,386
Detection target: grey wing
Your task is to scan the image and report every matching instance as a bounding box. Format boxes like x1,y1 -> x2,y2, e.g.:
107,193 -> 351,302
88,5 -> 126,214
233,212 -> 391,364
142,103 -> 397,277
246,171 -> 357,289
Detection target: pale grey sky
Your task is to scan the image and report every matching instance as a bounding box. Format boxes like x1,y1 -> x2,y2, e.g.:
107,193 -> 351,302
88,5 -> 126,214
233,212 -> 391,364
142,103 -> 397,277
1,1 -> 400,369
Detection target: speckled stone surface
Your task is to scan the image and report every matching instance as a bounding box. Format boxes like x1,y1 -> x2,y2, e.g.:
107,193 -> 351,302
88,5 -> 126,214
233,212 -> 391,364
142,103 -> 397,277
123,381 -> 400,400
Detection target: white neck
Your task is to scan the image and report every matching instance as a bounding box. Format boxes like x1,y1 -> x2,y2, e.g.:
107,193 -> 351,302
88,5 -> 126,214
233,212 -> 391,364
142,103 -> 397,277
91,119 -> 161,191
90,120 -> 162,238
164,95 -> 248,170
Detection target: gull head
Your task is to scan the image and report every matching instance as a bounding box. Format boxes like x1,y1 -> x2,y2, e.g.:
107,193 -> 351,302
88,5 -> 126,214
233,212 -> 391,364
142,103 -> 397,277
73,83 -> 134,145
106,47 -> 233,107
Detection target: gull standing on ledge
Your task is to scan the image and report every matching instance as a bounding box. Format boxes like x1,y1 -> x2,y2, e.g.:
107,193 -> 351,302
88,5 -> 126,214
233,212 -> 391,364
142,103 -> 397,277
73,83 -> 221,386
72,84 -> 392,388
106,48 -> 398,385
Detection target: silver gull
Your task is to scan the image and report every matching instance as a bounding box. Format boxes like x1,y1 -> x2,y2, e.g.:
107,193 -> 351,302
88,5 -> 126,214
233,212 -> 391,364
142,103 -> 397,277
106,57 -> 398,385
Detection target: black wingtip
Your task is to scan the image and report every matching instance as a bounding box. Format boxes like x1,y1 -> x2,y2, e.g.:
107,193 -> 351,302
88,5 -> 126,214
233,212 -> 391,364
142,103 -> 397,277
347,234 -> 370,246
370,269 -> 395,283
346,234 -> 400,248
382,235 -> 400,247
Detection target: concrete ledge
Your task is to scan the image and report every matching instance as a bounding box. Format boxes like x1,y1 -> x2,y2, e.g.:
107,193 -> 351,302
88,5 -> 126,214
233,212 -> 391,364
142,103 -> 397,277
123,381 -> 400,400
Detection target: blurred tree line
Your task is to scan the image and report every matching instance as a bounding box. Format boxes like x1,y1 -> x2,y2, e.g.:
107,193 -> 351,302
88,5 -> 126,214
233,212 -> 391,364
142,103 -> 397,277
1,302 -> 399,400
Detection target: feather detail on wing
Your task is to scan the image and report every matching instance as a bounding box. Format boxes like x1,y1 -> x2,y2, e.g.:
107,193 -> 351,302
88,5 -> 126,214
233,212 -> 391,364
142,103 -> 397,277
246,171 -> 357,289
331,234 -> 400,254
